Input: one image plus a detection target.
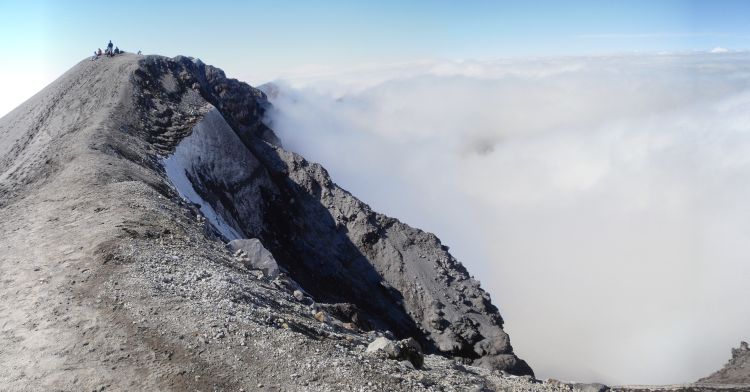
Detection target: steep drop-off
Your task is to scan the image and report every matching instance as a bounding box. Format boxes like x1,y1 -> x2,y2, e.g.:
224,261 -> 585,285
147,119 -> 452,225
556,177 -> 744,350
135,55 -> 531,373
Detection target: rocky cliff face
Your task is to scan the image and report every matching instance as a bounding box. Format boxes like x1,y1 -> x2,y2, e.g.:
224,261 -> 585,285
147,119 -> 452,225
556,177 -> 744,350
698,342 -> 750,385
0,53 -> 537,390
135,54 -> 532,375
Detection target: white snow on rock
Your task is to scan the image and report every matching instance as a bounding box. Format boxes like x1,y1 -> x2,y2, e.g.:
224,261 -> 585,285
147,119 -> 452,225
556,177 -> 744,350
161,107 -> 259,241
163,156 -> 242,240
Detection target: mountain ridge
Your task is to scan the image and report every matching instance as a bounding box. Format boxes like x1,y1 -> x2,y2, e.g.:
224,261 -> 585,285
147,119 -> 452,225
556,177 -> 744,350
0,53 -> 534,390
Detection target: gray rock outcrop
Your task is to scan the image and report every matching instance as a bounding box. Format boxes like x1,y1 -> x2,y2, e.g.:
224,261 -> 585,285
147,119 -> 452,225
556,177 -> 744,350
228,238 -> 280,278
699,341 -> 750,385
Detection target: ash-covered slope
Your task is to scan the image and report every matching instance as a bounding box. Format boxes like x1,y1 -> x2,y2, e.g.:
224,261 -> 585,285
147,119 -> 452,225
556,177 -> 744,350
0,53 -> 536,391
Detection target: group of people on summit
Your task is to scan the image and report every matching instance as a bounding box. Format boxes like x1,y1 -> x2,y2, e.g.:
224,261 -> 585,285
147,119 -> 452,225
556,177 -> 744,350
91,40 -> 126,60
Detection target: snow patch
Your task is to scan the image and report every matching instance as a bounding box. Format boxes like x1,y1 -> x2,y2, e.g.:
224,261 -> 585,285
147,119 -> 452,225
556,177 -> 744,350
161,109 -> 245,241
163,154 -> 243,240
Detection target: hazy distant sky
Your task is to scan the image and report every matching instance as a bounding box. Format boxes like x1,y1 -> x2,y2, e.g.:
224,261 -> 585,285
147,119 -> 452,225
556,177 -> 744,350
1,0 -> 750,116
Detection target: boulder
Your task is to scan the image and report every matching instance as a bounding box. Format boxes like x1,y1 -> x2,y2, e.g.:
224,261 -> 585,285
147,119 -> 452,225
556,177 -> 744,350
699,340 -> 750,384
313,311 -> 330,323
397,337 -> 424,369
227,239 -> 279,278
366,337 -> 424,369
366,337 -> 400,358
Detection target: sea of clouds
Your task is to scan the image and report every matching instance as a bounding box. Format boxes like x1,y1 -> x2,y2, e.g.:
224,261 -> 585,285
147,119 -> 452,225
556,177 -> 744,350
261,52 -> 750,385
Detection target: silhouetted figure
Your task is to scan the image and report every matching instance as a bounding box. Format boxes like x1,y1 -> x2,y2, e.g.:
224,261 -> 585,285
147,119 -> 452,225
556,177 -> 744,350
91,48 -> 104,60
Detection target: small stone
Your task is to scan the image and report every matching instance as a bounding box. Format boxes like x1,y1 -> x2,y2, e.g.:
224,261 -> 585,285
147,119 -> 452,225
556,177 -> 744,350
313,311 -> 329,323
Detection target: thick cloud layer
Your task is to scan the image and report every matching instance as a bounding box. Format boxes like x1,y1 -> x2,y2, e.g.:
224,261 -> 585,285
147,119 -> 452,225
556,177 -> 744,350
261,53 -> 750,385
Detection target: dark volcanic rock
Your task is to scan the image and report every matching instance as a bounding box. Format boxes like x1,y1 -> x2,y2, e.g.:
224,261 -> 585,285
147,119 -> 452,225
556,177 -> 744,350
135,55 -> 279,150
136,55 -> 532,375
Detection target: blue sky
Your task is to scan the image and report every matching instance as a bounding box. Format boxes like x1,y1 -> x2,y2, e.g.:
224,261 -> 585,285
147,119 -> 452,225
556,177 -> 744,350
0,0 -> 749,115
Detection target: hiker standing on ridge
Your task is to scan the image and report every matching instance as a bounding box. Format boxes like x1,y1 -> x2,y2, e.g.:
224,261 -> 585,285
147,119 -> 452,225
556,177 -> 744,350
106,40 -> 113,57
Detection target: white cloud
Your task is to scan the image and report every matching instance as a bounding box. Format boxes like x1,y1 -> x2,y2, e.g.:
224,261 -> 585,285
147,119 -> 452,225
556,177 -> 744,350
710,47 -> 730,53
261,53 -> 750,385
